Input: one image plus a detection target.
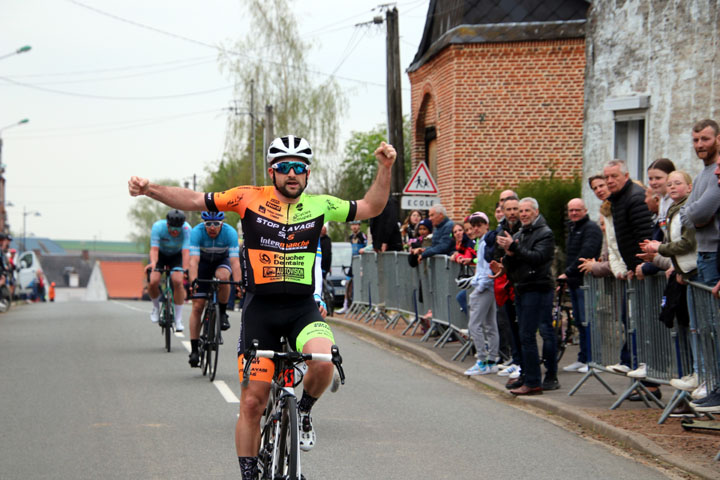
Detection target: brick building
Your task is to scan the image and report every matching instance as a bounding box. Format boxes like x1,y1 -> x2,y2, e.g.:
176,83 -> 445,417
407,0 -> 589,219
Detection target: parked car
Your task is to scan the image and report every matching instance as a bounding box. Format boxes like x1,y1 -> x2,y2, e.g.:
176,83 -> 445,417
324,242 -> 353,307
15,251 -> 46,299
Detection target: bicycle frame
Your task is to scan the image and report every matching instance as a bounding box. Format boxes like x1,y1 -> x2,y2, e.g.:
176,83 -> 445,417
152,266 -> 175,352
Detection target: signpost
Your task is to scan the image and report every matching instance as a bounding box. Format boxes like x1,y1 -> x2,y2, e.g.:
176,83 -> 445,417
401,162 -> 438,209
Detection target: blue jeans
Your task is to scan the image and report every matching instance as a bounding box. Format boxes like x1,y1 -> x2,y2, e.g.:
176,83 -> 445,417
569,286 -> 590,364
515,290 -> 556,388
686,253 -> 720,376
456,290 -> 468,314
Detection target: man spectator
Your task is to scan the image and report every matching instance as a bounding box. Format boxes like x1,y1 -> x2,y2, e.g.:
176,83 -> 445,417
368,195 -> 403,252
559,198 -> 603,373
416,204 -> 454,261
319,224 -> 332,279
603,160 -> 654,277
497,197 -> 557,395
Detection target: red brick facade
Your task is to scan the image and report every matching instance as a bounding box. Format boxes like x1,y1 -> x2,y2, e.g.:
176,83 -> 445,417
409,38 -> 585,220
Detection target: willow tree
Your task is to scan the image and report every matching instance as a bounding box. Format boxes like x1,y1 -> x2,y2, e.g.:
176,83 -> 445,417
209,0 -> 347,192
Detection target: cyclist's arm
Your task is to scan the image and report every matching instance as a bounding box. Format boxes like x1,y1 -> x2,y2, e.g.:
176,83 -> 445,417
188,255 -> 199,284
128,176 -> 205,211
181,248 -> 190,271
148,246 -> 159,270
230,257 -> 242,284
354,142 -> 396,221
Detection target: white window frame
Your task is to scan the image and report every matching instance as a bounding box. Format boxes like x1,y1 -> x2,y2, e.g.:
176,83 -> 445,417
604,96 -> 650,183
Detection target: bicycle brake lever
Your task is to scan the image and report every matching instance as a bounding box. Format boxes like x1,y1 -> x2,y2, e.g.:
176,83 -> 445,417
241,340 -> 260,388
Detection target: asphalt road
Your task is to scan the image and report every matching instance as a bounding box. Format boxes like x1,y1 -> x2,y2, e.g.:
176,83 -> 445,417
0,301 -> 674,479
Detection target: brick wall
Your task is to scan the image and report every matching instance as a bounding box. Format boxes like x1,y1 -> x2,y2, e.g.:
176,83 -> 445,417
409,38 -> 585,220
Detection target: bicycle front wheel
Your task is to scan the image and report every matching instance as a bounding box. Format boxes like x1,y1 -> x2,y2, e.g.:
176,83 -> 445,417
205,309 -> 216,381
164,299 -> 174,352
273,396 -> 299,479
210,304 -> 221,382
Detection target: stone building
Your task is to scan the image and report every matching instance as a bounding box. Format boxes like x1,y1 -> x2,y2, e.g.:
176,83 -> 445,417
583,0 -> 720,212
408,0 -> 589,219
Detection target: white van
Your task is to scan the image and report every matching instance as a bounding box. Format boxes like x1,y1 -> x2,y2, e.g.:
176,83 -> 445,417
15,251 -> 45,298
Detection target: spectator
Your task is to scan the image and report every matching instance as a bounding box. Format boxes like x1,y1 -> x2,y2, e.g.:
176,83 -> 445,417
463,212 -> 501,375
319,224 -> 332,279
368,195 -> 403,252
415,204 -> 454,262
589,174 -> 627,277
647,158 -> 676,227
336,221 -> 367,315
451,221 -> 477,315
559,198 -> 603,373
494,202 -> 504,223
49,282 -> 56,302
497,197 -> 557,395
400,209 -> 422,251
408,219 -> 433,253
34,270 -> 46,302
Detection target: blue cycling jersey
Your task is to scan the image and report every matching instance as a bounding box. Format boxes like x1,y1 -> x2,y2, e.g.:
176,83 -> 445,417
189,222 -> 240,264
150,220 -> 191,255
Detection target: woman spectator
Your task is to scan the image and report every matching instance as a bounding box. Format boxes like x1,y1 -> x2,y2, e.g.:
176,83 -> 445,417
450,223 -> 476,264
401,210 -> 423,251
646,158 -> 676,230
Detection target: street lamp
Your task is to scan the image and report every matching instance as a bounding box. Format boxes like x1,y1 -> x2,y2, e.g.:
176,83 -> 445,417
0,118 -> 30,233
0,45 -> 32,61
22,206 -> 41,253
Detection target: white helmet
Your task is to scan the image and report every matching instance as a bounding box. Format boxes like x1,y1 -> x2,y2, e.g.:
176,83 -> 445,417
267,135 -> 313,165
455,275 -> 473,290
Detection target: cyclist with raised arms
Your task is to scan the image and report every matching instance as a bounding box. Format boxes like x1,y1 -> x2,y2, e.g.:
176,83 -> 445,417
147,210 -> 191,332
129,135 -> 396,479
187,211 -> 242,368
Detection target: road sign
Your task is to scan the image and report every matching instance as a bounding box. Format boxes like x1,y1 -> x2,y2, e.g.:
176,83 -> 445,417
401,195 -> 438,210
402,162 -> 438,194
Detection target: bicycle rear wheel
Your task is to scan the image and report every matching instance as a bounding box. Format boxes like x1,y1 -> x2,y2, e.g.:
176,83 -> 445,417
164,298 -> 173,352
273,396 -> 299,479
200,309 -> 209,375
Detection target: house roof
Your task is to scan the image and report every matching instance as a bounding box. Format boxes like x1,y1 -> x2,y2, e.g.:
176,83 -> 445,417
10,237 -> 66,255
99,261 -> 146,299
409,0 -> 589,72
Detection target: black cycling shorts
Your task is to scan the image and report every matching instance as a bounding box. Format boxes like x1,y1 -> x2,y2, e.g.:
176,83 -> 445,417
237,293 -> 333,356
192,257 -> 232,299
156,251 -> 184,272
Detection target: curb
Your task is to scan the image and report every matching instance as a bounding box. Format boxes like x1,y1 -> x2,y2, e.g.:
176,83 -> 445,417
329,315 -> 719,480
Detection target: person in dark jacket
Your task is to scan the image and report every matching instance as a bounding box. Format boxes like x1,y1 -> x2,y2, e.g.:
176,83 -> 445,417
418,204 -> 454,261
497,197 -> 557,395
558,198 -> 603,372
319,224 -> 332,279
603,160 -> 654,276
369,195 -> 403,252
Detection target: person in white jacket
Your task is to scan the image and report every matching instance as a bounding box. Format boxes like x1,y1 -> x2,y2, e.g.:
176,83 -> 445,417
463,212 -> 501,376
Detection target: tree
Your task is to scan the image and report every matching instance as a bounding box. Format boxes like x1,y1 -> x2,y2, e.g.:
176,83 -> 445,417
127,179 -> 181,253
210,0 -> 347,190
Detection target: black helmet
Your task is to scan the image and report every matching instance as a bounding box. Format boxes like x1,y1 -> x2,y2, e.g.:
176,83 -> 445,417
166,209 -> 186,228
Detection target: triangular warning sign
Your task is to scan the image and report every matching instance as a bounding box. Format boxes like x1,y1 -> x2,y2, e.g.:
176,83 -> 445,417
403,162 -> 438,194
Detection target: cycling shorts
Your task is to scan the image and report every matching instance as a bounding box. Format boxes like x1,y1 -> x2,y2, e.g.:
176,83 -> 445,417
192,257 -> 232,299
237,293 -> 334,384
156,251 -> 184,272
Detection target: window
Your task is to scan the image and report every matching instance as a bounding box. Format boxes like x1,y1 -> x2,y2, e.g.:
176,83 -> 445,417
614,114 -> 646,181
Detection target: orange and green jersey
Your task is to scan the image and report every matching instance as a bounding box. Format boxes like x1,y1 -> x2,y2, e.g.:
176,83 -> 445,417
204,186 -> 356,295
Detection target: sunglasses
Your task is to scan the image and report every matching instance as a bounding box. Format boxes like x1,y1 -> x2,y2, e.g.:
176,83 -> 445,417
204,221 -> 222,227
271,161 -> 309,175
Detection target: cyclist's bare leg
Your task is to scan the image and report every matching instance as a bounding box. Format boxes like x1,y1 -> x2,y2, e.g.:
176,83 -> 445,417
189,298 -> 206,340
148,271 -> 161,298
302,337 -> 334,398
215,267 -> 231,304
235,380 -> 271,456
170,271 -> 185,305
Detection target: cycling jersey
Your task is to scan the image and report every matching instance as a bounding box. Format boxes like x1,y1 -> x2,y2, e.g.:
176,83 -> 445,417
150,220 -> 191,255
204,186 -> 356,296
189,223 -> 240,264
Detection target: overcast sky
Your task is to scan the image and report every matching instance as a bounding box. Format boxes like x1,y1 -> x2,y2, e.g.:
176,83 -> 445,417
1,0 -> 429,242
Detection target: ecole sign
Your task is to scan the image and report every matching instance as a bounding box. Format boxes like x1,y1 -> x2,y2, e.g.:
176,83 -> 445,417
401,162 -> 438,210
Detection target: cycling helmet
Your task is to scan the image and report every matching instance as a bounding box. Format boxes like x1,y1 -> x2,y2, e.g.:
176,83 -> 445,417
455,275 -> 473,290
166,209 -> 186,228
266,135 -> 313,165
201,211 -> 225,221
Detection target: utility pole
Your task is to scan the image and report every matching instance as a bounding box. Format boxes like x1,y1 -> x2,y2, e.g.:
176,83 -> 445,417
264,105 -> 274,186
250,79 -> 257,186
385,6 -> 405,197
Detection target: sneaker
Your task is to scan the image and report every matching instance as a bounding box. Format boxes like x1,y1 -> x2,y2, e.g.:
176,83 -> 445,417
606,363 -> 631,374
221,313 -> 231,331
174,320 -> 184,332
670,373 -> 698,391
691,382 -> 707,400
627,363 -> 647,378
692,390 -> 720,412
542,376 -> 560,391
563,361 -> 587,372
188,351 -> 200,368
335,306 -> 348,315
150,306 -> 159,323
464,361 -> 487,376
479,362 -> 499,375
498,364 -> 520,377
508,367 -> 522,379
298,411 -> 315,451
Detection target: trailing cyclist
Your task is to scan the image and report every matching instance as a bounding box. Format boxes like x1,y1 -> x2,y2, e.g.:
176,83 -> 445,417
187,211 -> 242,368
146,210 -> 191,332
129,135 -> 396,480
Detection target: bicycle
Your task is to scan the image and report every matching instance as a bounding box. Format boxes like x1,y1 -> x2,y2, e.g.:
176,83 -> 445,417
193,278 -> 241,382
149,266 -> 176,352
553,278 -> 576,362
321,275 -> 335,317
241,338 -> 345,480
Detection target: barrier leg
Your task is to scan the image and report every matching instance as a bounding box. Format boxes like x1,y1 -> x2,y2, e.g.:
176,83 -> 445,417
452,340 -> 473,361
433,326 -> 455,348
658,390 -> 699,424
568,365 -> 617,396
611,380 -> 665,410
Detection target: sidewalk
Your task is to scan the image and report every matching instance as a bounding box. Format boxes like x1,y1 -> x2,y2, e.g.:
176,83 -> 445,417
330,312 -> 720,480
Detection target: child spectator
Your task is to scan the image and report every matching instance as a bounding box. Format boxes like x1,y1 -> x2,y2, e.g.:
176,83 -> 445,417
401,210 -> 422,251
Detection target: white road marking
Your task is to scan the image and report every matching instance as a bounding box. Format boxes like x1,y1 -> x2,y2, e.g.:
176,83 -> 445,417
175,331 -> 185,338
111,300 -> 150,313
181,340 -> 191,352
214,380 -> 240,403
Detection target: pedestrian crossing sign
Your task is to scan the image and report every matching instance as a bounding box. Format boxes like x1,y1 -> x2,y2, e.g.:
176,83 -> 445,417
402,162 -> 438,194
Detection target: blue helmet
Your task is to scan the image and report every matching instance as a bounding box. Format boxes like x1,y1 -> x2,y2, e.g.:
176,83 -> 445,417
201,211 -> 225,221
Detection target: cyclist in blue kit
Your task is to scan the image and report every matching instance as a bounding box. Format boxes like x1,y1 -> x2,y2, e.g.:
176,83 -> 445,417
147,210 -> 191,332
187,211 -> 242,368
